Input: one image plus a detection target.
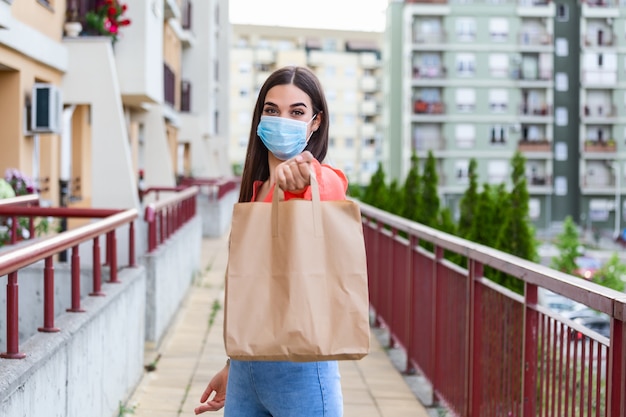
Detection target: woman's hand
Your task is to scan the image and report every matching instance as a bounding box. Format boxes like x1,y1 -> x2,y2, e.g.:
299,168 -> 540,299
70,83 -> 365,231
194,364 -> 229,414
275,151 -> 315,193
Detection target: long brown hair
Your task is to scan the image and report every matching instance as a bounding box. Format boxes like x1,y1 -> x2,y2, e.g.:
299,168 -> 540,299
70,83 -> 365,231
238,66 -> 330,203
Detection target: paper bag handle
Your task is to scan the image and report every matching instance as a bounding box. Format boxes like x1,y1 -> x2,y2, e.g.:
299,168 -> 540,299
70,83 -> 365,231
271,168 -> 323,238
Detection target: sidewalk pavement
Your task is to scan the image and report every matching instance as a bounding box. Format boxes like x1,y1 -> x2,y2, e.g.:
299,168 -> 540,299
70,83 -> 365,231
125,235 -> 430,417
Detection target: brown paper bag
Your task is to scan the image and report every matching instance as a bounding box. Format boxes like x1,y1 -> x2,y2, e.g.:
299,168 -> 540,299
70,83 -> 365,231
224,175 -> 370,362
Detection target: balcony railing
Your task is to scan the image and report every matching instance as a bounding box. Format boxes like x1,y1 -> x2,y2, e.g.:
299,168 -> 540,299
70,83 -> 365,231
413,100 -> 445,115
518,139 -> 551,152
520,104 -> 551,116
413,66 -> 447,79
413,31 -> 447,44
584,140 -> 617,152
518,32 -> 552,46
582,104 -> 617,118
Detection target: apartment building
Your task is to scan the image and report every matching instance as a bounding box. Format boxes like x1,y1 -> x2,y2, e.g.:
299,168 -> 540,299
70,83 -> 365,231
0,0 -> 229,216
230,24 -> 383,186
385,0 -> 626,235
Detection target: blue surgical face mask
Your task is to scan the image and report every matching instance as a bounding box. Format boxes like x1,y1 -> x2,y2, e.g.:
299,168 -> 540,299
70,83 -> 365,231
257,115 -> 317,160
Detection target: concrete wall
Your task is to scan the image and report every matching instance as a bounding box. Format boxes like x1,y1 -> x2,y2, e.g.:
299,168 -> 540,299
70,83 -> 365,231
143,215 -> 202,346
198,186 -> 238,237
0,266 -> 145,417
0,214 -> 202,417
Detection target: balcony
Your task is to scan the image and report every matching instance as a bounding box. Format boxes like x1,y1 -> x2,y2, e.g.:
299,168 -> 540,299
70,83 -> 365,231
360,122 -> 377,138
359,53 -> 380,69
584,140 -> 616,153
519,104 -> 551,116
360,76 -> 379,93
360,100 -> 379,116
181,0 -> 192,31
413,100 -> 445,115
518,31 -> 552,46
582,70 -> 617,86
254,49 -> 276,65
413,31 -> 447,44
518,139 -> 551,152
583,32 -> 616,47
413,136 -> 445,151
412,66 -> 447,80
528,175 -> 552,186
582,103 -> 617,122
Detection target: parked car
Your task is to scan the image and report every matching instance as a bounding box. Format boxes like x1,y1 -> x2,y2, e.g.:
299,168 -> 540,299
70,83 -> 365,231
574,256 -> 602,280
572,315 -> 611,340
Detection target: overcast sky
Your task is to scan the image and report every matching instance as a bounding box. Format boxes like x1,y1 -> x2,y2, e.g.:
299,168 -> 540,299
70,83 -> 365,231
228,0 -> 388,32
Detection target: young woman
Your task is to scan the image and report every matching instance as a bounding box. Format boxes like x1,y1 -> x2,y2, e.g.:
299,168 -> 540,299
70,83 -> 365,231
194,66 -> 347,416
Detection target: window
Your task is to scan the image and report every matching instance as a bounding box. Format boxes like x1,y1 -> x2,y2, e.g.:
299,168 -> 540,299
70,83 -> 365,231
325,66 -> 336,77
238,62 -> 251,73
490,125 -> 507,144
489,54 -> 509,77
345,138 -> 354,148
344,114 -> 355,126
455,124 -> 475,148
326,89 -> 337,102
529,199 -> 540,220
555,73 -> 568,91
456,88 -> 476,112
555,38 -> 568,56
456,53 -> 476,77
489,18 -> 509,42
556,4 -> 568,22
489,89 -> 508,112
345,66 -> 356,77
555,107 -> 568,126
456,18 -> 476,42
238,135 -> 248,147
455,160 -> 470,184
487,160 -> 508,184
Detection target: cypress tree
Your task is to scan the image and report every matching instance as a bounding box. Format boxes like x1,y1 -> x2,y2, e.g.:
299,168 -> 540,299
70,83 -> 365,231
550,215 -> 582,275
467,183 -> 498,245
387,179 -> 404,216
495,151 -> 538,262
419,150 -> 440,227
458,159 -> 479,239
402,153 -> 421,222
362,162 -> 388,209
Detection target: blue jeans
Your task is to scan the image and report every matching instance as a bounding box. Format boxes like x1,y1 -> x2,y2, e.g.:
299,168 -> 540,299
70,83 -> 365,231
224,360 -> 343,417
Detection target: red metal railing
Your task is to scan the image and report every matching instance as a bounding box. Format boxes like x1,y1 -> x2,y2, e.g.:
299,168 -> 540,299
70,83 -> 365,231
144,186 -> 198,252
360,203 -> 626,417
0,208 -> 138,359
178,177 -> 240,201
0,194 -> 40,245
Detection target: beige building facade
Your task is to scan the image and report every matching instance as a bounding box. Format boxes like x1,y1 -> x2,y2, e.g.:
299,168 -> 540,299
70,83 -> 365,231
0,0 -> 229,219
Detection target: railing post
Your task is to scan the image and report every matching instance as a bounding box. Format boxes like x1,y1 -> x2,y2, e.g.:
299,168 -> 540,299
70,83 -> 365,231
432,245 -> 443,403
1,272 -> 25,359
608,298 -> 626,417
405,234 -> 417,374
38,257 -> 60,332
108,230 -> 118,283
90,236 -> 105,296
129,221 -> 136,267
67,245 -> 85,312
10,215 -> 17,244
523,283 -> 539,417
468,260 -> 484,417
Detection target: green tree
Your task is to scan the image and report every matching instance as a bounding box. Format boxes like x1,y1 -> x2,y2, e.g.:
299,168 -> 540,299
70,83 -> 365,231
592,253 -> 626,292
550,216 -> 582,275
362,162 -> 388,209
467,184 -> 499,245
386,179 -> 404,216
495,151 -> 538,262
401,153 -> 421,222
490,152 -> 538,293
457,158 -> 478,239
419,150 -> 440,227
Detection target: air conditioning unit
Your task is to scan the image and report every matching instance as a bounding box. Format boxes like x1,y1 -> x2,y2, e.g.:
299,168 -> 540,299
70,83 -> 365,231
31,83 -> 62,133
